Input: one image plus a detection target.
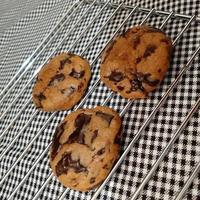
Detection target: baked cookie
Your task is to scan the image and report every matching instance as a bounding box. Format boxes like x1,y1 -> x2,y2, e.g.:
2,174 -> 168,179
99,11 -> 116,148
100,25 -> 172,99
32,52 -> 91,111
49,106 -> 121,191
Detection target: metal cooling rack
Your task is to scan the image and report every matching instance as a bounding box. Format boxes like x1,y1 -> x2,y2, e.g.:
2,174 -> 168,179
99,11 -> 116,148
0,0 -> 199,199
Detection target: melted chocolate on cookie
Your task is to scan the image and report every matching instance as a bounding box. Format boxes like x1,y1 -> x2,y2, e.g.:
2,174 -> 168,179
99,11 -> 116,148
67,113 -> 92,144
69,68 -> 85,79
51,122 -> 67,160
48,73 -> 65,86
59,57 -> 72,70
56,152 -> 87,176
106,71 -> 124,82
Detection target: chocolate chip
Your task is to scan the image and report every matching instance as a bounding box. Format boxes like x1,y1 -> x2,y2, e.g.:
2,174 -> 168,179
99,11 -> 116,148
117,86 -> 124,91
51,122 -> 66,160
96,111 -> 114,126
131,74 -> 145,92
131,72 -> 159,91
135,57 -> 142,64
132,36 -> 140,49
158,69 -> 161,73
60,86 -> 76,96
90,177 -> 96,184
96,148 -> 105,155
69,68 -> 85,79
56,152 -> 87,176
91,130 -> 98,144
114,133 -> 121,144
67,113 -> 91,144
105,71 -> 124,82
48,73 -> 65,86
143,45 -> 157,58
36,93 -> 46,101
59,58 -> 72,70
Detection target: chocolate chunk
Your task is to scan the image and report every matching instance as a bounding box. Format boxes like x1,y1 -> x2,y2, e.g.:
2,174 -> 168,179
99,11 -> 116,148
132,36 -> 140,49
59,58 -> 72,70
56,152 -> 87,176
91,130 -> 98,144
117,86 -> 124,91
67,113 -> 92,144
158,68 -> 161,73
97,147 -> 105,155
143,45 -> 157,58
96,111 -> 114,125
48,73 -> 65,86
114,133 -> 121,144
60,86 -> 76,96
131,73 -> 145,91
131,72 -> 159,91
90,177 -> 96,184
51,122 -> 66,160
35,93 -> 46,101
69,68 -> 85,79
106,71 -> 124,82
135,57 -> 142,64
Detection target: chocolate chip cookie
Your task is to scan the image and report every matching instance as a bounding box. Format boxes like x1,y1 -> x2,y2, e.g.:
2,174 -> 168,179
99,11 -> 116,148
32,53 -> 91,111
49,106 -> 121,191
100,25 -> 172,99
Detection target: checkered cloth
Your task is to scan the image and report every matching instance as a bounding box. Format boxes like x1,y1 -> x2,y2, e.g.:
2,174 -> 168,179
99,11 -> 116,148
0,0 -> 199,199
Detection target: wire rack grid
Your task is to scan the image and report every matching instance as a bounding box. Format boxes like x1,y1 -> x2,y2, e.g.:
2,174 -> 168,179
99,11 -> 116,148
0,1 -> 199,200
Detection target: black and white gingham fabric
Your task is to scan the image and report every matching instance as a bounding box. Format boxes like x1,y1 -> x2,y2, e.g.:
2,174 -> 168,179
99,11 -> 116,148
0,0 -> 199,199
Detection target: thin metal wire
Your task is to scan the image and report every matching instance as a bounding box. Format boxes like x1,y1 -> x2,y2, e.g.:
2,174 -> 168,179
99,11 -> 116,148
28,6 -> 139,200
7,143 -> 51,200
1,2 -> 198,200
66,2 -> 110,52
0,110 -> 39,160
0,113 -> 56,184
87,0 -> 200,22
0,0 -> 98,119
0,1 -> 83,106
0,1 -> 110,154
160,11 -> 174,29
130,97 -> 200,200
4,4 -> 134,198
0,97 -> 32,140
0,0 -> 80,99
57,7 -> 156,200
174,160 -> 200,200
91,44 -> 200,200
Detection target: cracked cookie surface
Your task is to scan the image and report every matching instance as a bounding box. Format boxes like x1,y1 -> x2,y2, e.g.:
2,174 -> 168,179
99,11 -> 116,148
100,25 -> 172,99
32,52 -> 91,111
49,106 -> 121,191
